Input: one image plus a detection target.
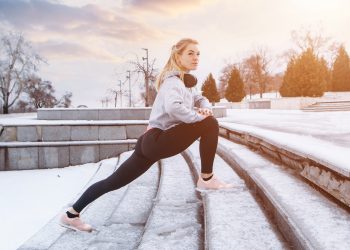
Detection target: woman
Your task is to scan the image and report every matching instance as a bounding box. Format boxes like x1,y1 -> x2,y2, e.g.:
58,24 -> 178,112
60,38 -> 233,232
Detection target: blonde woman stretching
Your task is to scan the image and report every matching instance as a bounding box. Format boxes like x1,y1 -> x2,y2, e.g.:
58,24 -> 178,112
60,38 -> 233,232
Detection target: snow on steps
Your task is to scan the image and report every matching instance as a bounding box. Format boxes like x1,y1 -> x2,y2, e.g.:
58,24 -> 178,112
302,101 -> 350,112
183,141 -> 287,250
218,137 -> 350,250
138,154 -> 202,250
219,122 -> 350,208
18,155 -> 122,249
19,151 -> 160,250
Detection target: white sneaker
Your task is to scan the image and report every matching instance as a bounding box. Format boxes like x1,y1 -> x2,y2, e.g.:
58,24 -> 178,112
197,175 -> 234,190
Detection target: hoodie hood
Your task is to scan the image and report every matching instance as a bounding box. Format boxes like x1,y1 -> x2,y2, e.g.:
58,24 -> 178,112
163,70 -> 197,88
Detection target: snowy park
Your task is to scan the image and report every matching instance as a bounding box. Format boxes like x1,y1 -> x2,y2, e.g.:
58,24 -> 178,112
1,108 -> 350,250
1,1 -> 350,249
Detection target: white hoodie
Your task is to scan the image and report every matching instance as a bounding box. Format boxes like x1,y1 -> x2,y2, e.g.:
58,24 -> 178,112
148,71 -> 212,130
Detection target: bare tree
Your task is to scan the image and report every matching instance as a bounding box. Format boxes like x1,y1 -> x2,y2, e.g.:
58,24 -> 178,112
242,47 -> 271,98
24,75 -> 57,108
56,91 -> 73,108
291,28 -> 331,56
218,62 -> 235,98
108,89 -> 119,107
100,96 -> 112,107
129,54 -> 157,107
0,32 -> 45,113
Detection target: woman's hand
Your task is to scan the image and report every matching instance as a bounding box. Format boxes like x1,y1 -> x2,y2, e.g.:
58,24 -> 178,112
196,108 -> 213,117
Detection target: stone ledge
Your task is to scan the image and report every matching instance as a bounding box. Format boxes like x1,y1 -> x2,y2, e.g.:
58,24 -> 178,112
0,124 -> 147,142
219,125 -> 350,208
37,107 -> 227,120
0,140 -> 137,171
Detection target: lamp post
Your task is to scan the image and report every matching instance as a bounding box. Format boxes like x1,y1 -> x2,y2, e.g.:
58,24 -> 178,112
142,48 -> 149,107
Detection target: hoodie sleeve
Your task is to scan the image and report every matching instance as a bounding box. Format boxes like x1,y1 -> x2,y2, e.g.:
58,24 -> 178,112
193,90 -> 212,109
163,79 -> 206,123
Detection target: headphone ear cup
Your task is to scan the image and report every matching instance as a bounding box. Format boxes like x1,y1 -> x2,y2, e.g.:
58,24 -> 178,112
183,74 -> 197,88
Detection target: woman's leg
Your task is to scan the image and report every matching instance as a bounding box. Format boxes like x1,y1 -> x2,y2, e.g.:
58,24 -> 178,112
70,116 -> 218,214
72,151 -> 154,213
71,135 -> 155,213
141,116 -> 219,175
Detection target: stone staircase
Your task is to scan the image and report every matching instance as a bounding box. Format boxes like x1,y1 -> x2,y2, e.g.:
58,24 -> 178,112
6,107 -> 350,249
302,101 -> 350,112
18,129 -> 350,249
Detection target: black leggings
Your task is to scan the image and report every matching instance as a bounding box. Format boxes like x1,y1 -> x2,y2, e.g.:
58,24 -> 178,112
72,116 -> 219,213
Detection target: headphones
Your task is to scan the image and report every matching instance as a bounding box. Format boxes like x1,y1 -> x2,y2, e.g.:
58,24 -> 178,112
175,73 -> 197,88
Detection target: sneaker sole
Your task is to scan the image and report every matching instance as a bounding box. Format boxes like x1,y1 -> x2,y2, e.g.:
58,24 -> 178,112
59,222 -> 93,233
195,186 -> 235,192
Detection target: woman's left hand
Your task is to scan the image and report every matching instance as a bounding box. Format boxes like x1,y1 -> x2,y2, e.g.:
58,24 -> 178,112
196,108 -> 213,117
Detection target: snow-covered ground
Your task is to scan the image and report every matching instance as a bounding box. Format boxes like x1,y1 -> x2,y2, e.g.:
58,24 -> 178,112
0,162 -> 99,250
1,109 -> 350,249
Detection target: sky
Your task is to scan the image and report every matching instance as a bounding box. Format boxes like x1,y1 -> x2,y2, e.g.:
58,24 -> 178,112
0,0 -> 350,107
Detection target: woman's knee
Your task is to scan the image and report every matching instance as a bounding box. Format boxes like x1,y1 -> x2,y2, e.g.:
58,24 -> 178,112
202,116 -> 219,132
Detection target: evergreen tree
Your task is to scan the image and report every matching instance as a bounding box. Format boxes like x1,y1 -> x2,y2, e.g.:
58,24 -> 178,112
320,58 -> 331,91
280,58 -> 299,97
201,73 -> 220,103
280,48 -> 327,97
331,45 -> 350,91
225,67 -> 245,102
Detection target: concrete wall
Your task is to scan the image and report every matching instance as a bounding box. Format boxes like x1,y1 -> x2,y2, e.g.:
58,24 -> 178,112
37,107 -> 227,120
214,92 -> 350,110
0,141 -> 135,171
0,124 -> 147,142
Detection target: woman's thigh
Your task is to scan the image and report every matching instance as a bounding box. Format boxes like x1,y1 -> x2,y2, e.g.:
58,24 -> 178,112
141,116 -> 218,161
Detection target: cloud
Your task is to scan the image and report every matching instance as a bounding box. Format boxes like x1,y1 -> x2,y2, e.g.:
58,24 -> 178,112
0,0 -> 161,42
122,0 -> 217,15
33,40 -> 122,62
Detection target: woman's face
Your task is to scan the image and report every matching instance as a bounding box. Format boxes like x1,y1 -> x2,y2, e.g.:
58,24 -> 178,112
178,43 -> 200,72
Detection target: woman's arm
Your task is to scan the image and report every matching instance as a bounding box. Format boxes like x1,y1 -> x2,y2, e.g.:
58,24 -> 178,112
163,80 -> 206,123
193,90 -> 212,109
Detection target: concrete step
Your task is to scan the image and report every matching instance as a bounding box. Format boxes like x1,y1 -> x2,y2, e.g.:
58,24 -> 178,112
0,139 -> 137,171
218,137 -> 350,250
37,107 -> 227,120
183,141 -> 287,250
0,121 -> 148,142
302,101 -> 350,112
19,154 -> 125,249
19,151 -> 160,250
219,122 -> 350,208
138,154 -> 202,250
302,108 -> 350,112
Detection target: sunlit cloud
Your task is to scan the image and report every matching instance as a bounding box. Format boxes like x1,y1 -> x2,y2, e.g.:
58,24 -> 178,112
122,0 -> 218,15
33,40 -> 123,62
0,0 -> 161,42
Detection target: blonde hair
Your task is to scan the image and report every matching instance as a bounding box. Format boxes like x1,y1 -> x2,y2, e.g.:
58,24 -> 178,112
155,38 -> 198,90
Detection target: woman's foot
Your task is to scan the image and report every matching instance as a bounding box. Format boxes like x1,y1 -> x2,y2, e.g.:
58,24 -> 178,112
197,174 -> 234,190
59,212 -> 93,232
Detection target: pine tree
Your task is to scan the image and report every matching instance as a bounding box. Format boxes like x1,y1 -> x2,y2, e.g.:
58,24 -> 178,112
280,48 -> 327,97
331,45 -> 350,91
280,58 -> 299,97
225,67 -> 245,102
201,73 -> 220,103
320,58 -> 331,91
